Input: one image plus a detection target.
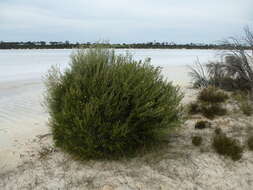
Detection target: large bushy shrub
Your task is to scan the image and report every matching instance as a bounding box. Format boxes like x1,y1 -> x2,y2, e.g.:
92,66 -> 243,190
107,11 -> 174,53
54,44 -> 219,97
45,47 -> 183,159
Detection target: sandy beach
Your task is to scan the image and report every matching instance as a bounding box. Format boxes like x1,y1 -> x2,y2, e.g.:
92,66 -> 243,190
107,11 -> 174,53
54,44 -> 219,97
1,85 -> 253,190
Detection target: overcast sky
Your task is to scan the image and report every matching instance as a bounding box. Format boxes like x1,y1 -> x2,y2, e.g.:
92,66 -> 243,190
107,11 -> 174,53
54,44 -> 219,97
0,0 -> 252,43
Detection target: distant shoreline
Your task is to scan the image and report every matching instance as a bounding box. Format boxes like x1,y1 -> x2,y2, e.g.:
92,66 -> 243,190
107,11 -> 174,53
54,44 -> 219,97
1,42 -> 251,50
0,47 -> 227,50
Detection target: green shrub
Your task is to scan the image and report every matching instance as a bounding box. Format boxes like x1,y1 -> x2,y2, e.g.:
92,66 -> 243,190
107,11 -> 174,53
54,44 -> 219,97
192,136 -> 202,146
189,87 -> 228,119
201,103 -> 227,119
195,120 -> 211,129
188,101 -> 226,119
214,128 -> 222,135
188,102 -> 201,115
241,102 -> 253,116
197,86 -> 229,103
45,47 -> 183,159
247,136 -> 253,151
233,92 -> 253,116
212,133 -> 243,161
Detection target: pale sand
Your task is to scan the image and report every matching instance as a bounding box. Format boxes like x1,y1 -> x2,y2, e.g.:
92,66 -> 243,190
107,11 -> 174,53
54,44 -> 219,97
0,79 -> 49,172
1,68 -> 253,189
1,96 -> 253,190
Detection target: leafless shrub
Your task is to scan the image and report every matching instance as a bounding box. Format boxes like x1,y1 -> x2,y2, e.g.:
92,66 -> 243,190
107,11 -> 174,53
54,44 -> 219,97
188,59 -> 210,88
189,26 -> 253,96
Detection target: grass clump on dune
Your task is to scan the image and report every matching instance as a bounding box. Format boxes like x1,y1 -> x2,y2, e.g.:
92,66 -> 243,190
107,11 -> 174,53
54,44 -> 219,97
45,47 -> 183,159
195,120 -> 211,129
201,103 -> 227,119
188,86 -> 228,119
247,136 -> 253,151
212,132 -> 243,161
192,136 -> 202,146
232,92 -> 253,116
197,86 -> 228,103
188,102 -> 201,115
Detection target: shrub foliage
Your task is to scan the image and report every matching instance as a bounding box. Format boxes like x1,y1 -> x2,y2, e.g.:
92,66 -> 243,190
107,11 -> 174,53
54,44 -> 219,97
247,136 -> 253,151
197,86 -> 228,103
45,47 -> 183,159
192,136 -> 202,146
188,102 -> 201,115
188,86 -> 227,119
212,132 -> 243,161
232,92 -> 253,116
201,103 -> 227,119
195,120 -> 211,129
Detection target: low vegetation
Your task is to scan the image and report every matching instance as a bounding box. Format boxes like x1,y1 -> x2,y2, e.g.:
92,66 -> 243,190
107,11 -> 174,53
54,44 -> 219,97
232,92 -> 253,116
189,27 -> 253,95
195,120 -> 211,129
240,101 -> 253,116
212,132 -> 243,161
214,128 -> 222,135
201,103 -> 227,119
188,86 -> 228,119
247,136 -> 253,151
188,102 -> 201,115
188,27 -> 253,161
192,136 -> 202,146
197,86 -> 228,103
45,47 -> 183,159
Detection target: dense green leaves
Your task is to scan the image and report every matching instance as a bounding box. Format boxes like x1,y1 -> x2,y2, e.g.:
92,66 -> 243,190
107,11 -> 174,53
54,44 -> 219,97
45,47 -> 183,159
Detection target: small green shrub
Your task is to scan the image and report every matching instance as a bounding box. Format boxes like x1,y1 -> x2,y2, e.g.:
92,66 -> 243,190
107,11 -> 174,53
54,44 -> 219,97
188,102 -> 201,114
192,136 -> 202,146
198,86 -> 229,103
233,92 -> 253,116
201,103 -> 227,119
188,101 -> 226,119
214,128 -> 222,135
189,87 -> 228,119
45,47 -> 183,159
195,120 -> 211,129
241,102 -> 253,116
247,136 -> 253,151
212,133 -> 243,161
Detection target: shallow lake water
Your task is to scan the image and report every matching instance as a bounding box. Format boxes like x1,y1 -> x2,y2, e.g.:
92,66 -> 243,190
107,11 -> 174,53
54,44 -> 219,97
0,48 -> 220,83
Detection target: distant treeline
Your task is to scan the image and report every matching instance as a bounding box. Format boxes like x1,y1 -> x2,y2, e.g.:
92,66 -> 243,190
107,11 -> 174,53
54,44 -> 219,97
0,41 -> 250,50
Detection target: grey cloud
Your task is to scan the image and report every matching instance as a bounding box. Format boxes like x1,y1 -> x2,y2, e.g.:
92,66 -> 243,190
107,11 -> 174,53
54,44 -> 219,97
0,0 -> 252,42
